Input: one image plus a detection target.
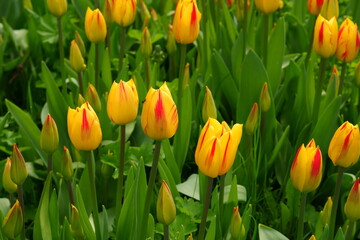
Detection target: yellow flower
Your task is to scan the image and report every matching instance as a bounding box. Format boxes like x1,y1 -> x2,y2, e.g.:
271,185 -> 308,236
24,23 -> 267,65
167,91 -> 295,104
112,0 -> 137,27
307,0 -> 324,15
290,139 -> 322,192
103,0 -> 116,24
172,0 -> 202,44
344,178 -> 360,221
2,158 -> 17,194
70,40 -> 86,73
2,200 -> 23,239
107,79 -> 139,125
85,8 -> 107,43
336,18 -> 360,62
47,0 -> 67,17
40,114 -> 59,154
141,82 -> 178,140
254,0 -> 283,14
157,180 -> 176,225
195,118 -> 243,178
313,15 -> 338,58
67,102 -> 102,151
320,0 -> 339,20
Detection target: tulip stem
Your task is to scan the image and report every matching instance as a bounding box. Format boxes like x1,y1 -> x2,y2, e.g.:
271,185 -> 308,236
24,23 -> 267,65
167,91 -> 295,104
297,192 -> 307,240
47,154 -> 53,172
87,151 -> 102,240
18,185 -> 25,240
57,16 -> 66,94
263,14 -> 269,68
116,125 -> 126,219
339,61 -> 347,95
178,44 -> 187,103
242,0 -> 248,60
106,27 -> 111,59
164,224 -> 169,240
198,177 -> 213,240
67,180 -> 75,205
313,57 -> 327,125
169,55 -> 175,81
145,57 -> 151,89
219,174 -> 225,234
345,220 -> 355,240
118,27 -> 127,78
78,72 -> 84,95
95,43 -> 100,90
140,140 -> 162,240
329,167 -> 344,240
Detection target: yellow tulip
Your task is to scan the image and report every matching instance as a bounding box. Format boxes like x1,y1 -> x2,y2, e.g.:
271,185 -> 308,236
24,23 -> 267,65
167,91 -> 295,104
47,0 -> 67,17
195,118 -> 243,178
320,0 -> 339,20
336,18 -> 360,62
67,102 -> 102,151
308,0 -> 324,15
344,178 -> 360,221
254,0 -> 283,14
2,158 -> 17,194
107,79 -> 139,125
40,114 -> 59,154
112,0 -> 137,27
141,82 -> 178,140
70,40 -> 86,73
85,8 -> 107,43
313,15 -> 338,58
103,0 -> 116,24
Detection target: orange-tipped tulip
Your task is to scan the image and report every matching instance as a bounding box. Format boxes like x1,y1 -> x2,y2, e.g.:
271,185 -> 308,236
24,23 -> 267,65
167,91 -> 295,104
172,0 -> 202,44
85,8 -> 107,43
10,144 -> 28,186
157,180 -> 176,225
67,102 -> 102,151
2,158 -> 17,194
107,79 -> 139,125
195,118 -> 243,178
336,18 -> 360,62
245,103 -> 259,136
141,82 -> 178,140
40,114 -> 59,154
254,0 -> 283,14
320,0 -> 339,20
230,206 -> 245,240
112,0 -> 137,27
290,139 -> 322,192
47,0 -> 67,17
344,178 -> 360,221
328,121 -> 360,168
103,0 -> 116,23
308,0 -> 324,15
259,82 -> 271,112
313,15 -> 338,58
70,40 -> 86,73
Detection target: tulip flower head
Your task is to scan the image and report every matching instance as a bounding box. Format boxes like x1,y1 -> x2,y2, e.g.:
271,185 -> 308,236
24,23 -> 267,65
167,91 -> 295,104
107,79 -> 139,125
86,83 -> 102,113
320,0 -> 339,20
344,178 -> 360,221
47,0 -> 67,17
2,158 -> 17,194
336,18 -> 360,62
313,15 -> 338,58
259,82 -> 271,112
70,40 -> 86,73
112,0 -> 137,27
141,82 -> 178,140
309,235 -> 317,240
70,204 -> 85,239
173,0 -> 202,44
308,0 -> 324,15
10,144 -> 28,186
245,103 -> 259,136
85,8 -> 107,43
254,0 -> 283,15
202,86 -> 217,123
141,27 -> 153,58
40,114 -> 59,154
230,206 -> 245,240
157,180 -> 176,225
328,121 -> 360,168
290,139 -> 322,192
195,118 -> 243,178
67,102 -> 102,151
1,200 -> 23,239
62,146 -> 74,181
103,0 -> 116,23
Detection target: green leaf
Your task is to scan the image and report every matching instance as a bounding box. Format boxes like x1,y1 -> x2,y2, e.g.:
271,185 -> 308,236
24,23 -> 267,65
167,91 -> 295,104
334,228 -> 344,240
205,218 -> 216,240
116,180 -> 135,239
60,218 -> 74,240
49,189 -> 59,240
177,174 -> 200,200
258,224 -> 289,240
162,139 -> 180,184
101,206 -> 109,240
75,185 -> 96,240
158,157 -> 180,199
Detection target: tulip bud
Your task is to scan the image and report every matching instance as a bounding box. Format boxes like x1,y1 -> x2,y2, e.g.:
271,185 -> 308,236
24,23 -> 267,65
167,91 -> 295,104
320,197 -> 332,226
141,82 -> 178,140
10,144 -> 28,186
103,0 -> 116,24
157,180 -> 176,225
166,24 -> 177,55
140,1 -> 151,27
40,114 -> 59,155
245,103 -> 259,136
141,27 -> 152,58
2,158 -> 17,193
70,204 -> 85,239
1,200 -> 23,239
62,146 -> 73,181
335,18 -> 360,63
313,15 -> 338,58
309,235 -> 316,240
47,0 -> 67,17
107,79 -> 139,125
259,82 -> 271,112
328,121 -> 360,168
112,0 -> 137,27
172,0 -> 202,44
67,102 -> 102,151
290,139 -> 322,192
254,0 -> 283,14
308,0 -> 324,15
356,62 -> 360,87
186,233 -> 193,240
202,86 -> 217,123
85,8 -> 107,43
344,179 -> 360,221
327,66 -> 339,96
86,83 -> 102,113
75,31 -> 86,57
320,0 -> 339,20
78,93 -> 86,107
230,206 -> 246,240
70,40 -> 86,73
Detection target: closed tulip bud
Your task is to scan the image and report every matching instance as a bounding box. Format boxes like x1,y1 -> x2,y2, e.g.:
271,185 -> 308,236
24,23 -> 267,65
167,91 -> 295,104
85,8 -> 107,43
157,180 -> 176,225
344,179 -> 360,221
320,197 -> 332,226
173,0 -> 202,44
356,62 -> 360,87
313,15 -> 338,58
141,27 -> 152,58
78,93 -> 86,107
202,86 -> 217,123
107,79 -> 139,125
103,0 -> 116,24
309,235 -> 316,240
10,144 -> 28,186
150,8 -> 158,21
1,200 -> 23,239
166,24 -> 177,55
336,18 -> 360,62
195,118 -> 243,178
62,146 -> 73,181
254,0 -> 283,14
86,83 -> 102,113
70,40 -> 86,73
245,103 -> 259,136
140,1 -> 151,27
328,121 -> 360,168
141,82 -> 178,140
290,139 -> 322,192
320,0 -> 339,20
328,65 -> 340,95
47,0 -> 67,17
112,0 -> 137,27
230,206 -> 245,240
308,0 -> 324,15
2,158 -> 17,194
75,31 -> 86,57
70,204 -> 85,239
259,82 -> 271,112
40,114 -> 59,155
67,102 -> 102,151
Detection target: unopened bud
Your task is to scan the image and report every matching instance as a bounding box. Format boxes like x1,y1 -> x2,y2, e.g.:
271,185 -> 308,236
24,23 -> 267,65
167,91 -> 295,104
140,1 -> 151,27
183,63 -> 190,89
355,62 -> 360,87
2,200 -> 23,239
245,103 -> 259,136
230,206 -> 245,240
202,86 -> 217,123
150,8 -> 158,21
157,180 -> 176,225
62,146 -> 73,181
10,144 -> 28,185
75,31 -> 86,57
40,114 -> 59,154
78,93 -> 86,107
328,66 -> 339,96
70,204 -> 85,239
166,24 -> 177,55
86,83 -> 102,113
141,27 -> 152,58
70,40 -> 86,73
259,82 -> 271,112
320,197 -> 332,226
2,158 -> 17,193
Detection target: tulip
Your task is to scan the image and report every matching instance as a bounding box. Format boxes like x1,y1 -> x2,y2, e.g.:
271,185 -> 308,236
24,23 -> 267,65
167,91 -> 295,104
103,0 -> 116,24
313,15 -> 338,58
107,79 -> 139,125
328,121 -> 360,168
327,65 -> 339,95
47,0 -> 67,17
141,82 -> 178,140
254,0 -> 283,15
230,206 -> 245,240
1,200 -> 23,239
70,40 -> 86,73
112,0 -> 137,27
157,180 -> 176,225
336,18 -> 360,62
290,139 -> 322,192
320,0 -> 339,20
226,0 -> 234,8
141,27 -> 152,58
308,0 -> 324,15
2,158 -> 17,194
344,179 -> 360,221
10,144 -> 28,186
245,103 -> 259,136
86,83 -> 102,113
140,0 -> 151,27
320,197 -> 332,226
259,82 -> 271,112
62,146 -> 73,181
67,102 -> 102,151
85,8 -> 107,43
172,0 -> 202,44
167,24 -> 177,55
70,204 -> 85,239
202,86 -> 217,123
195,118 -> 243,178
40,114 -> 59,155
75,31 -> 86,56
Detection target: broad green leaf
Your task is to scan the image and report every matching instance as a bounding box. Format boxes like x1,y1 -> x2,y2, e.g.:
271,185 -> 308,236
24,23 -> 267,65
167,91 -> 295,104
116,181 -> 135,239
75,185 -> 96,240
205,218 -> 216,240
258,224 -> 289,240
101,206 -> 108,240
60,218 -> 74,240
334,228 -> 344,240
146,214 -> 154,240
177,174 -> 200,200
49,189 -> 59,240
158,157 -> 180,199
162,139 -> 180,183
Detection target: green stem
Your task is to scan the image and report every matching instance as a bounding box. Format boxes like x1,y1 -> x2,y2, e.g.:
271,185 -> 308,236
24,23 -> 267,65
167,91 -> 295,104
116,125 -> 126,219
198,177 -> 214,240
345,220 -> 355,240
140,141 -> 162,240
57,16 -> 66,94
95,43 -> 99,90
18,185 -> 25,240
169,55 -> 175,81
338,61 -> 347,95
305,15 -> 316,67
178,44 -> 187,103
67,180 -> 75,205
145,58 -> 151,89
313,57 -> 327,125
118,27 -> 127,78
263,14 -> 269,68
329,167 -> 344,240
164,224 -> 169,240
87,151 -> 102,240
297,192 -> 307,240
47,154 -> 53,172
219,175 -> 225,237
242,0 -> 248,60
78,72 -> 84,96
106,27 -> 111,59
